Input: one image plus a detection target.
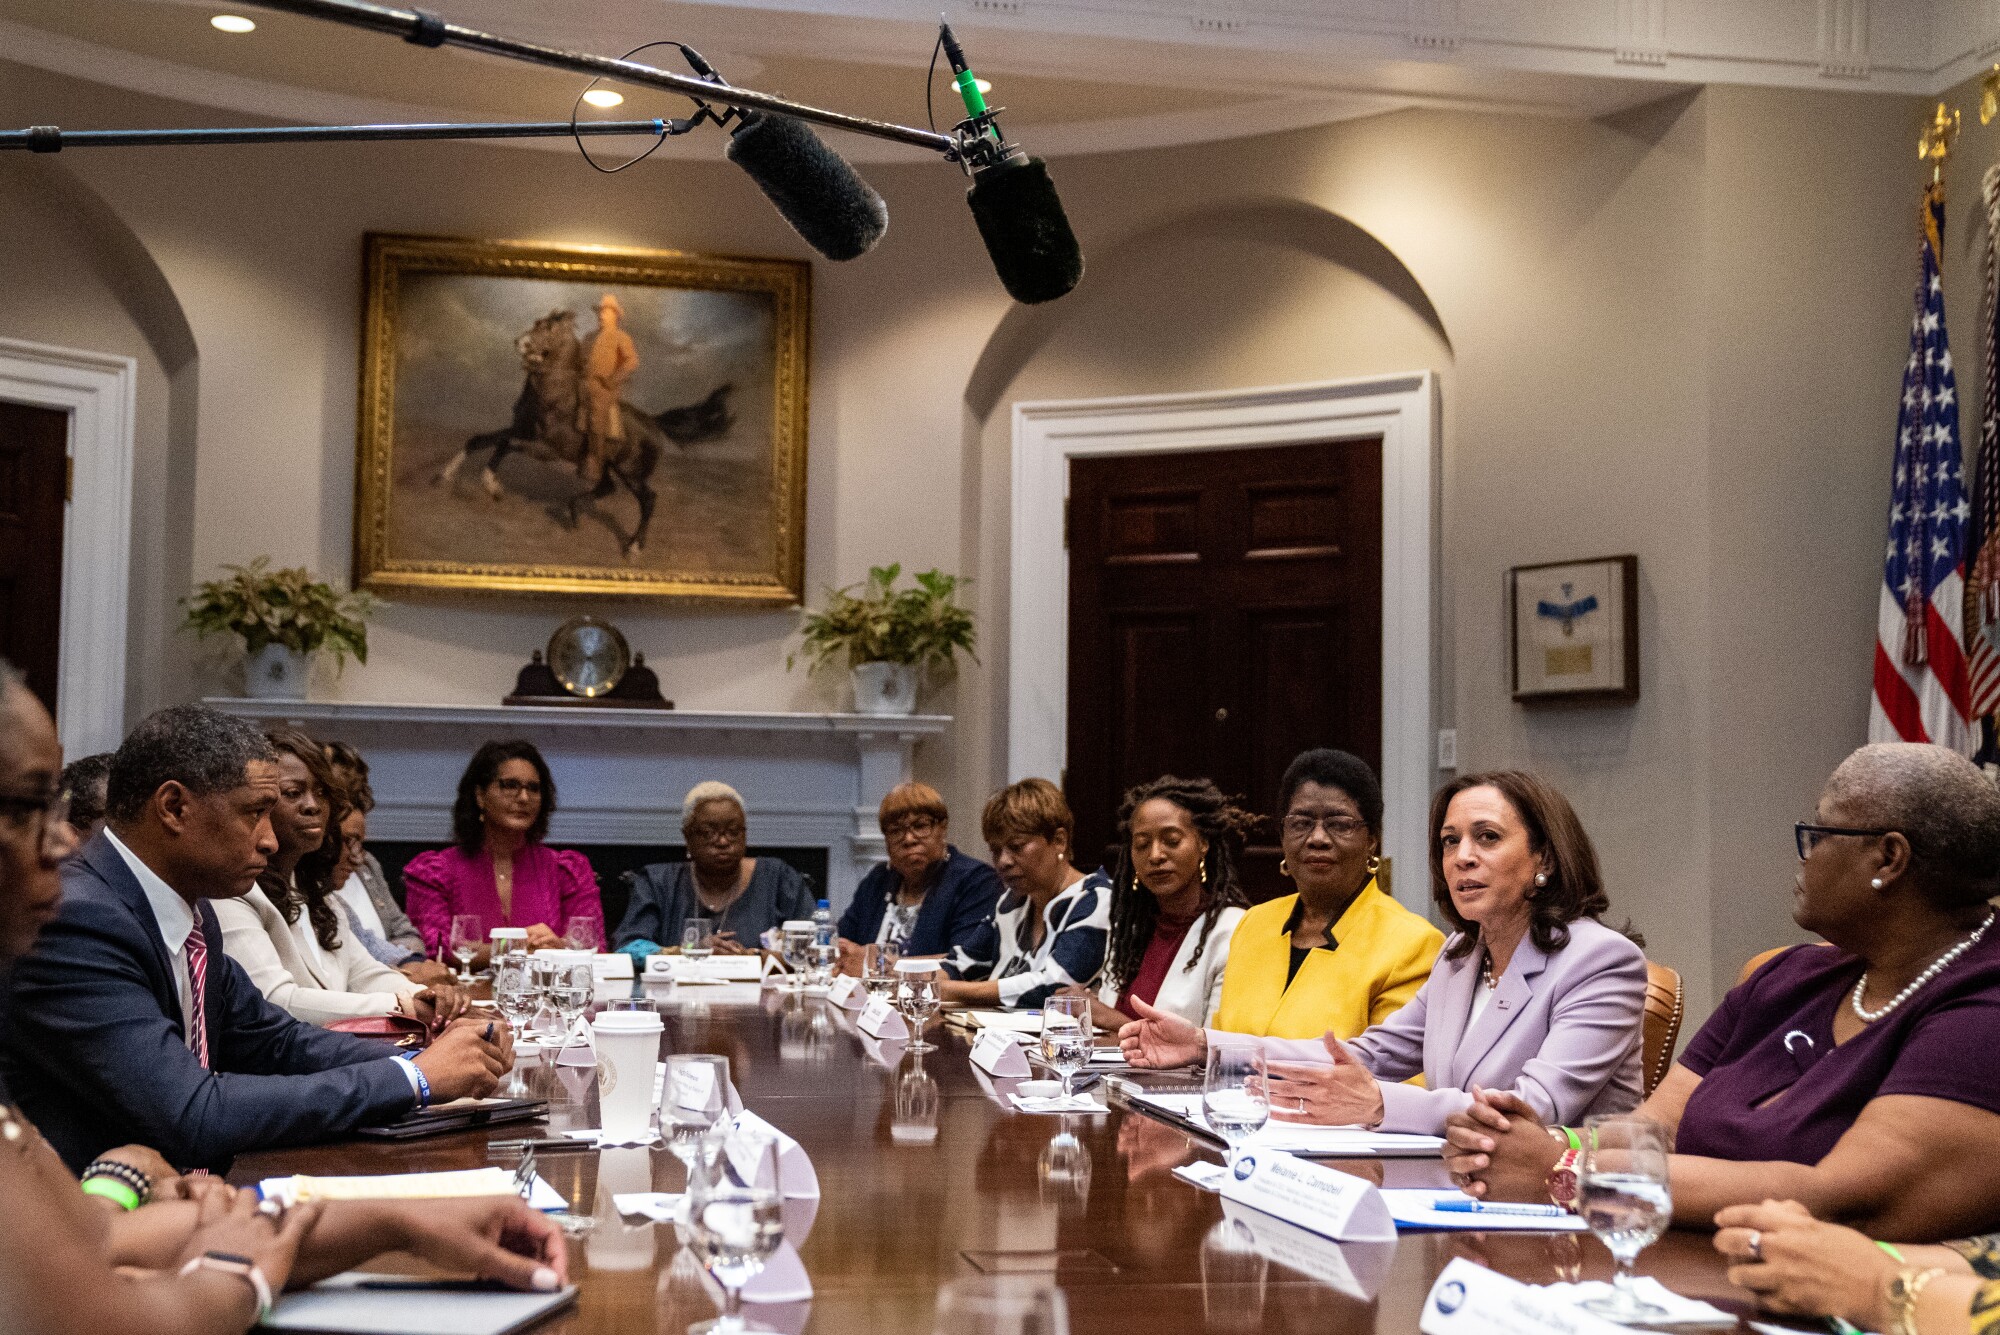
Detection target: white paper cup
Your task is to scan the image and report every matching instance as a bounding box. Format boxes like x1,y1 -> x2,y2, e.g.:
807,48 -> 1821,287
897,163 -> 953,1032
589,1010 -> 665,1142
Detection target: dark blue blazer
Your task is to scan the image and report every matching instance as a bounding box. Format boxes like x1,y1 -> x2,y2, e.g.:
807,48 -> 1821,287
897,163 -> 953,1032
0,833 -> 418,1173
836,846 -> 1003,959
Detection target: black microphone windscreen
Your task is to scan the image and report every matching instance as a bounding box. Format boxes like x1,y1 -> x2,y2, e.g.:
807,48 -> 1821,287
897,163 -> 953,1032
966,156 -> 1083,304
726,111 -> 888,262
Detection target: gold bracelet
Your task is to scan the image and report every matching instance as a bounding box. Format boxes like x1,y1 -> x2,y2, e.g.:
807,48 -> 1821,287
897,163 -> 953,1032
1887,1266 -> 1948,1335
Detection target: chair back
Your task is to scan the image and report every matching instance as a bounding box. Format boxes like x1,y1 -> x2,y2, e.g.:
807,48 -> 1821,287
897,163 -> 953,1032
1641,961 -> 1684,1097
1736,941 -> 1828,988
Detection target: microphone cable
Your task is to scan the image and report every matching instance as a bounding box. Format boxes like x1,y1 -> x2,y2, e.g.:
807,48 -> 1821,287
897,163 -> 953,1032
568,40 -> 724,174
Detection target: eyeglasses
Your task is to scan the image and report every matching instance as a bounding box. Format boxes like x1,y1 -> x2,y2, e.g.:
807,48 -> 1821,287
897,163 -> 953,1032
883,815 -> 941,841
1282,813 -> 1369,841
686,821 -> 746,843
491,778 -> 543,798
1794,822 -> 1894,861
0,786 -> 75,859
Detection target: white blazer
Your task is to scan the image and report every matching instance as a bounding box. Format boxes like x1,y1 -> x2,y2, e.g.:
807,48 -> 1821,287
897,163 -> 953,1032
1098,905 -> 1246,1027
214,886 -> 421,1026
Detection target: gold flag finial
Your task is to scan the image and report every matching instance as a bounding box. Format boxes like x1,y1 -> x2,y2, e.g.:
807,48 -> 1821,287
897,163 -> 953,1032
1921,101 -> 1961,184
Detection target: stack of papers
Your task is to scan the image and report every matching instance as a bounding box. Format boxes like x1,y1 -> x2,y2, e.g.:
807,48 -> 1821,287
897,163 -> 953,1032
1008,1092 -> 1108,1115
1128,1091 -> 1444,1157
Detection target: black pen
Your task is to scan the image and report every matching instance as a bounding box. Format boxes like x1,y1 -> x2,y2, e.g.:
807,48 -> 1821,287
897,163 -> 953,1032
488,1137 -> 593,1154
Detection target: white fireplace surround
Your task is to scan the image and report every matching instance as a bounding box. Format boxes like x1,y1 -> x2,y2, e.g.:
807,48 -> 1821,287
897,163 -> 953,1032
209,699 -> 950,911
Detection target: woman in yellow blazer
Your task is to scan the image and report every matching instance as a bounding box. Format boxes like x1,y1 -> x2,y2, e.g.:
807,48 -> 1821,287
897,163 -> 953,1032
1202,748 -> 1444,1041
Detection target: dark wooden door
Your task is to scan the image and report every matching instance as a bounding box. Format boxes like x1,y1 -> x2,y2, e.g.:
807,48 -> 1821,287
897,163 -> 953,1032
0,401 -> 69,715
1065,438 -> 1382,900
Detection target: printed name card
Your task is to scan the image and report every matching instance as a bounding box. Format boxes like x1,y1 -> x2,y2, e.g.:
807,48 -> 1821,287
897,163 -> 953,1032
825,975 -> 865,1010
1216,1148 -> 1395,1243
1420,1259 -> 1630,1335
1218,1199 -> 1395,1301
968,1027 -> 1032,1077
721,1109 -> 820,1199
857,997 -> 908,1040
671,1063 -> 719,1113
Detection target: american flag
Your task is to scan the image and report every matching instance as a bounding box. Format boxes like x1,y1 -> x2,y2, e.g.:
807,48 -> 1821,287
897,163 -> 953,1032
1965,164 -> 2000,729
1871,183 -> 1974,754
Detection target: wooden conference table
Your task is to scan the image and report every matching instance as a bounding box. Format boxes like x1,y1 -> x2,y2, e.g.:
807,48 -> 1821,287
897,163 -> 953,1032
232,981 -> 1767,1334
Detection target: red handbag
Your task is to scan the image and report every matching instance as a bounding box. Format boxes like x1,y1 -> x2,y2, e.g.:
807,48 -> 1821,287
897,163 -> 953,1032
324,1014 -> 431,1050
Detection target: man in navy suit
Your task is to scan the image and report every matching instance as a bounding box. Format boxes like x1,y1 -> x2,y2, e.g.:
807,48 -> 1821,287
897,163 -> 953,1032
0,704 -> 511,1173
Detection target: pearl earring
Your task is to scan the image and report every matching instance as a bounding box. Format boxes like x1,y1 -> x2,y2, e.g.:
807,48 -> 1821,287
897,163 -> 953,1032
1870,877 -> 1884,889
1534,872 -> 1548,887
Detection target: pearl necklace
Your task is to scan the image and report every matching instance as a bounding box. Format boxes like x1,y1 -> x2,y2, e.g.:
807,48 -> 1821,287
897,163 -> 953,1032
1850,911 -> 1995,1023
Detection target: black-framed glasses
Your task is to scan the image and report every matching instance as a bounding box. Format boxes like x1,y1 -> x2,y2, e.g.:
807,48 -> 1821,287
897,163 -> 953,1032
1282,813 -> 1369,841
0,786 -> 74,859
1794,821 -> 1893,861
882,815 -> 941,841
686,821 -> 746,843
491,778 -> 543,798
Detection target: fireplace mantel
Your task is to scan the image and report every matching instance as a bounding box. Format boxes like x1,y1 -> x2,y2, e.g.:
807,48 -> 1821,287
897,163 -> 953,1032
207,699 -> 951,910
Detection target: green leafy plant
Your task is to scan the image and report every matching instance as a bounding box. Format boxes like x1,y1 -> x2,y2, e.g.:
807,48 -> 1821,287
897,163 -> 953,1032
181,558 -> 377,668
790,564 -> 977,675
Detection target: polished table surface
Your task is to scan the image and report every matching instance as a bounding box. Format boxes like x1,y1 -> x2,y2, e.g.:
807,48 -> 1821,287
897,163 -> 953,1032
231,982 -> 1774,1334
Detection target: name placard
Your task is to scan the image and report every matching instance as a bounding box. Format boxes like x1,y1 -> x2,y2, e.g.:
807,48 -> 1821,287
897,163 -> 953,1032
722,1109 -> 821,1199
1420,1258 -> 1630,1335
826,975 -> 865,1010
857,997 -> 908,1040
671,1063 -> 719,1113
1216,1148 -> 1395,1243
969,1027 -> 1032,1077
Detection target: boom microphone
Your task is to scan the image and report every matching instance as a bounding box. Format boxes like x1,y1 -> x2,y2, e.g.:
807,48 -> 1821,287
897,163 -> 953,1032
941,21 -> 1083,304
726,110 -> 889,262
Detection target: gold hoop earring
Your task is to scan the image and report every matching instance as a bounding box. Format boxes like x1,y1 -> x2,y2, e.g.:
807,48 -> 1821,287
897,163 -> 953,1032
1199,859 -> 1209,887
1278,858 -> 1291,877
1366,854 -> 1381,875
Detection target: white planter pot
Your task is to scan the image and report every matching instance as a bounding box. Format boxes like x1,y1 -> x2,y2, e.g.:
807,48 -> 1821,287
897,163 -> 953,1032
851,661 -> 918,716
244,644 -> 312,700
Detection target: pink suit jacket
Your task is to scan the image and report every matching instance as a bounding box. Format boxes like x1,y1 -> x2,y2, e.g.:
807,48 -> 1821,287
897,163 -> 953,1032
1255,916 -> 1647,1135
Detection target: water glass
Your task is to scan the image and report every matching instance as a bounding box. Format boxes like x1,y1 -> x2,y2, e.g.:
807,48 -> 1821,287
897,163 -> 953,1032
551,962 -> 595,1050
493,955 -> 537,1092
894,960 -> 943,1054
861,945 -> 897,1000
684,1136 -> 784,1334
892,1056 -> 939,1143
527,954 -> 561,1035
448,913 -> 484,984
806,939 -> 839,990
1039,994 -> 1091,1101
1202,1041 -> 1270,1155
780,921 -> 814,990
565,915 -> 603,953
663,1053 -> 731,1170
1576,1113 -> 1673,1321
682,917 -> 715,967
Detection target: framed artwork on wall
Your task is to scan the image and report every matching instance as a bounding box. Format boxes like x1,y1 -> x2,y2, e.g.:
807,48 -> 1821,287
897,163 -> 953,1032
353,233 -> 809,603
1508,554 -> 1639,703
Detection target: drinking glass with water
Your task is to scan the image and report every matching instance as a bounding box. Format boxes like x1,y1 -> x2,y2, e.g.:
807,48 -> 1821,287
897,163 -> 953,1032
682,918 -> 714,968
684,1136 -> 785,1334
663,1053 -> 731,1171
1039,994 -> 1091,1101
448,914 -> 483,985
780,922 -> 814,991
1202,1042 -> 1270,1154
493,955 -> 536,1094
1576,1113 -> 1673,1321
861,945 -> 897,1000
894,960 -> 943,1054
551,962 -> 595,1051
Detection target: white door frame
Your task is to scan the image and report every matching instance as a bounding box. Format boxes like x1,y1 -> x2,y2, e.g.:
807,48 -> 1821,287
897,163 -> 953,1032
1008,371 -> 1439,908
0,337 -> 136,757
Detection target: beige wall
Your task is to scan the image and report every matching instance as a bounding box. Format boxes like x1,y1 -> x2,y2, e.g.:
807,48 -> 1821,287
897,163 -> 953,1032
0,58 -> 1928,1018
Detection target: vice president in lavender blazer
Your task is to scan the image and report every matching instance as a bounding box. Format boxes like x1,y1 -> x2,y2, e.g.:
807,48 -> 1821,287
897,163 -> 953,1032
1119,770 -> 1647,1135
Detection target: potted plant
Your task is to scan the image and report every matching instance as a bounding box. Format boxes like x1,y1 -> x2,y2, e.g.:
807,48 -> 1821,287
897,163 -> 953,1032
791,564 -> 976,715
182,558 -> 376,701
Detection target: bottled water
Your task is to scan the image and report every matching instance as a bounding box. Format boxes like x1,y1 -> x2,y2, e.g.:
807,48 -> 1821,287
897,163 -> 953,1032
811,898 -> 834,947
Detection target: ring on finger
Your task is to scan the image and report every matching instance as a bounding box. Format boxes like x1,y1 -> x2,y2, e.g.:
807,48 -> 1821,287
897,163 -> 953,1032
257,1197 -> 289,1226
1746,1229 -> 1762,1262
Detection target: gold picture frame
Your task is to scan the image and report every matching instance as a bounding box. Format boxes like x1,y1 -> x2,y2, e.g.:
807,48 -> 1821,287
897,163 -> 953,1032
354,232 -> 809,603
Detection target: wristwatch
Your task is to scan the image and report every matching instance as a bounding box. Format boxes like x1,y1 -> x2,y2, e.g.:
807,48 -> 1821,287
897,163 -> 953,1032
1546,1147 -> 1581,1209
1885,1266 -> 1946,1335
179,1251 -> 275,1321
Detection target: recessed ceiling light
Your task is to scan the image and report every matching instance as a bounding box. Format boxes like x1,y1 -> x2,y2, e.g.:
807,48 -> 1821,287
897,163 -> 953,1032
581,89 -> 625,108
210,14 -> 256,32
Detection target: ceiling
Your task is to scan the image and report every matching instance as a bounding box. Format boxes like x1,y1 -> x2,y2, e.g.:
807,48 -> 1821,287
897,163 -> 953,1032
1,0 -> 1991,165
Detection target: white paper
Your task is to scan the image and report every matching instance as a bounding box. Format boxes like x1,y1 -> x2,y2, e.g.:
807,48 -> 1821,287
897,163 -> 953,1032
1422,1258 -> 1633,1335
1088,1047 -> 1128,1067
1382,1189 -> 1588,1233
1216,1148 -> 1396,1243
647,954 -> 767,982
671,1063 -> 719,1112
857,997 -> 908,1040
259,1169 -> 565,1212
1008,1093 -> 1106,1115
1174,1161 -> 1229,1192
723,1109 -> 820,1199
970,1027 -> 1033,1077
825,975 -> 864,1010
1131,1092 -> 1445,1157
613,1191 -> 683,1222
563,1127 -> 662,1149
1541,1280 -> 1734,1325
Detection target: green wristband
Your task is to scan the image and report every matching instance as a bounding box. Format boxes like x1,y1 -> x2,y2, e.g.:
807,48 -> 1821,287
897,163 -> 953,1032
1559,1126 -> 1582,1151
1876,1241 -> 1907,1264
81,1177 -> 142,1211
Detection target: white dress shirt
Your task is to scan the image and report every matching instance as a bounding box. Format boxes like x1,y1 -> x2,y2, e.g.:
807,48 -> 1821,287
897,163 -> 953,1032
104,828 -> 199,1054
335,873 -> 390,939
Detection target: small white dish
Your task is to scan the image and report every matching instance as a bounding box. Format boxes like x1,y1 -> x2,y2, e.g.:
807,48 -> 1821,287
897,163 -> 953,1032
1015,1079 -> 1064,1099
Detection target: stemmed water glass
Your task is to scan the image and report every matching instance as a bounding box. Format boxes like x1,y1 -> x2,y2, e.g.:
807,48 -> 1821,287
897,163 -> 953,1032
861,944 -> 898,1000
1202,1041 -> 1270,1158
1576,1113 -> 1673,1321
664,1053 -> 731,1171
550,961 -> 594,1052
682,918 -> 715,975
493,955 -> 537,1094
780,923 -> 813,991
448,914 -> 484,985
683,1136 -> 785,1334
894,960 -> 943,1054
1039,994 -> 1091,1103
564,915 -> 602,953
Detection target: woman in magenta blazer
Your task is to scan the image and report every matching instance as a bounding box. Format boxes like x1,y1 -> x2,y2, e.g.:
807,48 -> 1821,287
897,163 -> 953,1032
1121,769 -> 1647,1135
403,740 -> 603,964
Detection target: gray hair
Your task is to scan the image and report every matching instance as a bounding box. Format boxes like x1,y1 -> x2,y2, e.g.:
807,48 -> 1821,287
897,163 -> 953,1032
1825,742 -> 2000,910
107,705 -> 277,824
681,780 -> 746,827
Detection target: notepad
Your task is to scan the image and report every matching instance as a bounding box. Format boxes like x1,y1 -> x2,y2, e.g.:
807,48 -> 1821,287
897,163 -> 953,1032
259,1273 -> 576,1335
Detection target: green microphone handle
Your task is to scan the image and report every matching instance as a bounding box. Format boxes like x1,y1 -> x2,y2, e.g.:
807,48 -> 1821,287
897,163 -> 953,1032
953,69 -> 988,119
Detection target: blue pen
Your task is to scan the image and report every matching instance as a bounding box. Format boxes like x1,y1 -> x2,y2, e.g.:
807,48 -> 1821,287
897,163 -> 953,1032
1434,1198 -> 1570,1217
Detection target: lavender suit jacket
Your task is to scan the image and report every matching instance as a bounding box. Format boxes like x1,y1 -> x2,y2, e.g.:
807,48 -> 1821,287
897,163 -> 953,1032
1256,917 -> 1647,1135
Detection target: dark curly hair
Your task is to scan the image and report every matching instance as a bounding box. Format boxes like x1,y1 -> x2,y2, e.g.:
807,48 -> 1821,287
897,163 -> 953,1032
452,740 -> 555,852
1429,770 -> 1628,961
1102,776 -> 1259,996
261,728 -> 348,954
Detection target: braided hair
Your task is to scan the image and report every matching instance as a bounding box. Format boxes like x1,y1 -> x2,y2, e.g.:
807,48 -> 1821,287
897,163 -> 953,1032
261,728 -> 348,954
1102,776 -> 1258,996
